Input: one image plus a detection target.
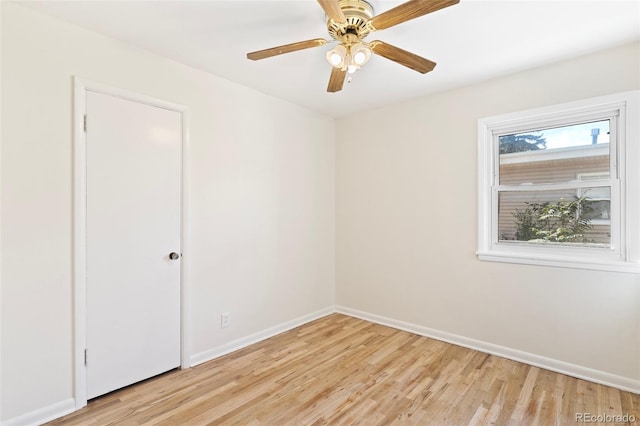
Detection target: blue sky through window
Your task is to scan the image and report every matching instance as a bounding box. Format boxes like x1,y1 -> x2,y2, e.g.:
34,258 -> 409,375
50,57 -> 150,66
542,120 -> 610,150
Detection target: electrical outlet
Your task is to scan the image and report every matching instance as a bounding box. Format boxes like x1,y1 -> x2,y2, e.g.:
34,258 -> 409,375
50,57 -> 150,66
221,312 -> 230,328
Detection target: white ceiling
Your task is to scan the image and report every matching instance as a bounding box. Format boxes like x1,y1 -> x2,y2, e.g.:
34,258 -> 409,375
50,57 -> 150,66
20,0 -> 640,118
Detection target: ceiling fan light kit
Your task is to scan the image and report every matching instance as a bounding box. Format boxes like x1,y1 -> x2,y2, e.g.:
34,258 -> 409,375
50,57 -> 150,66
325,41 -> 371,74
247,0 -> 459,93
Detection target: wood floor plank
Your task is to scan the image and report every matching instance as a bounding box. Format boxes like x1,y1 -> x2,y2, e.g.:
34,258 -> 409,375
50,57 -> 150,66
47,314 -> 640,425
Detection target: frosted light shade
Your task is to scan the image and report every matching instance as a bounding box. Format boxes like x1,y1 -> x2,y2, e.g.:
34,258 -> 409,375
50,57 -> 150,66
325,44 -> 347,68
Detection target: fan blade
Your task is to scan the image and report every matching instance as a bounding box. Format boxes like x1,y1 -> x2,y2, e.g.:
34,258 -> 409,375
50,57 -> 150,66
247,39 -> 327,60
317,0 -> 347,24
370,41 -> 436,74
327,67 -> 347,92
369,0 -> 459,31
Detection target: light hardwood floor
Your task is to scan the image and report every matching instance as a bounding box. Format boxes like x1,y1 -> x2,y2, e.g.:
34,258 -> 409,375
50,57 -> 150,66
49,314 -> 640,425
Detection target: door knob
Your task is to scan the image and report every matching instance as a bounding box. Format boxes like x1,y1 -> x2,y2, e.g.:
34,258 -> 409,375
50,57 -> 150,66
169,252 -> 180,260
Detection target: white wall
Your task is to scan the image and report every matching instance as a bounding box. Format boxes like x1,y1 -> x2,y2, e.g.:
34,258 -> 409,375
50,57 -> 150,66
336,42 -> 640,383
0,3 -> 335,421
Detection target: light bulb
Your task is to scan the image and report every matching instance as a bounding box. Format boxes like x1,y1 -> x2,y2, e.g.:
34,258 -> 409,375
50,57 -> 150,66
330,53 -> 342,66
353,51 -> 366,65
347,64 -> 357,74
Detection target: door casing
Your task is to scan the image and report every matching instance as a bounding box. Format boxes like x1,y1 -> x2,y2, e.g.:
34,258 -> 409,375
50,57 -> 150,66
73,77 -> 191,409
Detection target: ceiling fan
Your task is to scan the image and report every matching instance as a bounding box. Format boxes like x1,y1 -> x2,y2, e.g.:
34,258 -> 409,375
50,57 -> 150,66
247,0 -> 459,93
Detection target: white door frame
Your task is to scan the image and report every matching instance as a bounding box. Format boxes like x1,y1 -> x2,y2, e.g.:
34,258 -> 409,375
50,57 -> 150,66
73,77 -> 191,409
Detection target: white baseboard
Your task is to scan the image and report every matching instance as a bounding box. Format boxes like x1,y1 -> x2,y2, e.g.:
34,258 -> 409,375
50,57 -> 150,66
190,306 -> 335,366
2,398 -> 75,426
335,305 -> 640,394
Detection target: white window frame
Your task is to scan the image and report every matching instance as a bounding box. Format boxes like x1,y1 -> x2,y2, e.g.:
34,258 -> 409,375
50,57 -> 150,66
477,91 -> 640,273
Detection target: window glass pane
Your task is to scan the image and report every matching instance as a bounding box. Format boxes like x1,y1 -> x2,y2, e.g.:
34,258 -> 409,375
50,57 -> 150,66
582,199 -> 610,222
498,188 -> 611,246
499,120 -> 610,185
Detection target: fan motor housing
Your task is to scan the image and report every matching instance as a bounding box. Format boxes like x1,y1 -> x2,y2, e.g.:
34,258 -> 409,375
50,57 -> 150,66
327,0 -> 374,41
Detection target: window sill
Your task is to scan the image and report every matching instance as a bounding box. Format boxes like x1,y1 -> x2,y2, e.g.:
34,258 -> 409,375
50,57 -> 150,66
476,251 -> 640,273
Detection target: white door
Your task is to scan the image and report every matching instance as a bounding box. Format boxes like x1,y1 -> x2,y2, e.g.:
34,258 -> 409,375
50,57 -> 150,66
86,90 -> 182,399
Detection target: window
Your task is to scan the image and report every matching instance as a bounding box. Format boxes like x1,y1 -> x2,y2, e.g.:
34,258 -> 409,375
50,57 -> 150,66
477,91 -> 640,272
